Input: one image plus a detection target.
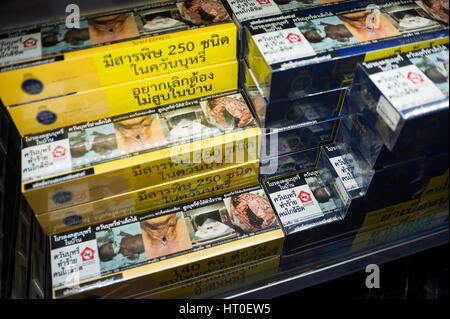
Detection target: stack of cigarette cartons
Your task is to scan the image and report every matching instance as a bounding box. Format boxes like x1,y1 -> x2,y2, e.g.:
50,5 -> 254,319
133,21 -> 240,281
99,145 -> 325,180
278,42 -> 449,260
235,0 -> 449,254
1,0 -> 286,299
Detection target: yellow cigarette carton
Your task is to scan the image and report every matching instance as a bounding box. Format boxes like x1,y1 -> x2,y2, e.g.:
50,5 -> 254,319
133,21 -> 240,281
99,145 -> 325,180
9,60 -> 238,136
121,255 -> 281,299
350,169 -> 449,253
21,90 -> 260,216
37,160 -> 260,235
0,0 -> 236,107
49,185 -> 285,299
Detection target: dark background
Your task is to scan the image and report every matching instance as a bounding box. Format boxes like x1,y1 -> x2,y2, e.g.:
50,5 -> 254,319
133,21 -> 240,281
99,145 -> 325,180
278,243 -> 448,299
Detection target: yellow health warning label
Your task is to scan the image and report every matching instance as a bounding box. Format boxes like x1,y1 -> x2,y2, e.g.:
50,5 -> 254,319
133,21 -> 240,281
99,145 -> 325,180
37,160 -> 260,235
93,24 -> 237,86
350,172 -> 449,253
9,60 -> 239,136
0,22 -> 237,107
126,255 -> 281,299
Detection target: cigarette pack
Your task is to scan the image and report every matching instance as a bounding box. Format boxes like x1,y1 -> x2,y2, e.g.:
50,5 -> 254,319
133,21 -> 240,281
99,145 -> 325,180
350,207 -> 448,255
224,0 -> 355,23
8,59 -> 239,136
280,172 -> 449,270
278,151 -> 449,256
20,90 -> 260,216
48,185 -> 284,299
321,137 -> 374,199
260,147 -> 321,181
344,44 -> 449,169
0,0 -> 237,108
244,0 -> 449,102
37,160 -> 260,235
242,60 -> 347,128
263,149 -> 352,253
222,0 -> 360,59
258,115 -> 341,181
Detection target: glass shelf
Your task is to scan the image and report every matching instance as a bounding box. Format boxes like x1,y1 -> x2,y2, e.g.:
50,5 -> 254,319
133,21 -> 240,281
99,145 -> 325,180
212,215 -> 448,299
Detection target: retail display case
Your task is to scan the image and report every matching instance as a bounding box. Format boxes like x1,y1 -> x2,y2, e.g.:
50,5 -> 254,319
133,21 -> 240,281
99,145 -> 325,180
0,0 -> 448,300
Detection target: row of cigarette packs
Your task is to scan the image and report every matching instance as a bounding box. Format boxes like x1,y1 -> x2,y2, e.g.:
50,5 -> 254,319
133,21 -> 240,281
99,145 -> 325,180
21,23 -> 450,302
261,42 -> 449,254
4,0 -> 449,298
2,0 -> 449,136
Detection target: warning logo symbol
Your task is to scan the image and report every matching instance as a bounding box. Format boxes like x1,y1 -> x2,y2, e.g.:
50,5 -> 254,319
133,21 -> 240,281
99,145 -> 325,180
407,72 -> 424,84
81,247 -> 95,262
298,190 -> 312,203
286,33 -> 302,43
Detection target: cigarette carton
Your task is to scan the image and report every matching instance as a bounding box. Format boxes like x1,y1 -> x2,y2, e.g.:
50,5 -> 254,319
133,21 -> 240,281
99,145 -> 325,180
244,0 -> 449,102
21,90 -> 260,216
37,160 -> 260,235
0,0 -> 237,107
9,60 -> 239,136
263,149 -> 351,253
277,152 -> 449,255
242,60 -> 347,128
344,44 -> 449,168
115,255 -> 281,299
48,185 -> 284,299
222,0 -> 360,59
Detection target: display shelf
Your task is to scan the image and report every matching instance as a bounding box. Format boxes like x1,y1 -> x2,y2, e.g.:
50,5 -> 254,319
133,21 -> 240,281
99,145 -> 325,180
213,221 -> 449,299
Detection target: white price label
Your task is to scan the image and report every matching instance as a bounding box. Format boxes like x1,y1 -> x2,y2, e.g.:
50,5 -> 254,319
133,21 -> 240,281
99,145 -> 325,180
0,33 -> 42,66
329,154 -> 360,192
253,28 -> 316,65
51,239 -> 101,289
226,0 -> 282,21
369,64 -> 446,112
269,184 -> 323,226
22,139 -> 73,183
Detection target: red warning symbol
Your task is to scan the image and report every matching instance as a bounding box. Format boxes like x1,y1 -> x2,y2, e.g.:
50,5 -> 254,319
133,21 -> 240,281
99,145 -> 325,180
407,72 -> 424,84
52,145 -> 66,158
298,190 -> 312,203
286,33 -> 302,43
81,247 -> 95,262
23,37 -> 38,48
256,0 -> 271,4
